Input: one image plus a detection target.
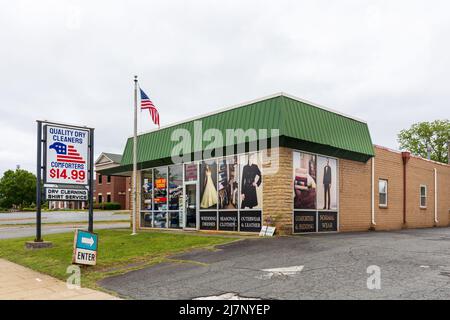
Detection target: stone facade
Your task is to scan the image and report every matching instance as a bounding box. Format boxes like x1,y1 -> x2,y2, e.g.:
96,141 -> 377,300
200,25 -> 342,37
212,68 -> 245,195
262,147 -> 293,234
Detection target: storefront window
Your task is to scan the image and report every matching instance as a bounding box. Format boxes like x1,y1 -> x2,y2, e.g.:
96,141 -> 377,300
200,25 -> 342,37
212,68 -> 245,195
218,156 -> 239,210
293,152 -> 317,210
140,211 -> 152,228
168,211 -> 181,228
292,150 -> 339,234
168,165 -> 183,228
316,156 -> 337,211
239,153 -> 262,209
153,167 -> 168,214
141,170 -> 153,211
169,165 -> 183,210
184,163 -> 198,182
138,153 -> 265,233
153,211 -> 167,228
200,160 -> 217,210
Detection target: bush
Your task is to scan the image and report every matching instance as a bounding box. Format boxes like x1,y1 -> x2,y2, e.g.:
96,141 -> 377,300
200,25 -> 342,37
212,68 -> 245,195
103,202 -> 121,210
93,202 -> 103,210
93,202 -> 121,210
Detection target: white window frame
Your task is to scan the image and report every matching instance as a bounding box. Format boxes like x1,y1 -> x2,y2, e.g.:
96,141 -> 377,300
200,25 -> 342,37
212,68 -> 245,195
378,179 -> 388,208
420,185 -> 427,208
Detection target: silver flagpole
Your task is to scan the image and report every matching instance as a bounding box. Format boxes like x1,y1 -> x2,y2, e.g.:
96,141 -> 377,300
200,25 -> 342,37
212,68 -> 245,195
132,75 -> 138,235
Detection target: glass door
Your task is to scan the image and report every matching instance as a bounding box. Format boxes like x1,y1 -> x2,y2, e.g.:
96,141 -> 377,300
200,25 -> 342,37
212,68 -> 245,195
184,183 -> 197,229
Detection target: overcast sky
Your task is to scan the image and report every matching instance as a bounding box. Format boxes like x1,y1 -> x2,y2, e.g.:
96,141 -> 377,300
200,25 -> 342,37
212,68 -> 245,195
0,0 -> 449,175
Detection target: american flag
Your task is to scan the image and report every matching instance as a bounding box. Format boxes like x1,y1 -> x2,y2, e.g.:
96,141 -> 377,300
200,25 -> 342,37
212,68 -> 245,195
140,88 -> 160,127
49,142 -> 85,164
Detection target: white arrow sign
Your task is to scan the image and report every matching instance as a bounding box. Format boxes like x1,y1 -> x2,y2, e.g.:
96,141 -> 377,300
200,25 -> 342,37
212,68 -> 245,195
81,236 -> 94,247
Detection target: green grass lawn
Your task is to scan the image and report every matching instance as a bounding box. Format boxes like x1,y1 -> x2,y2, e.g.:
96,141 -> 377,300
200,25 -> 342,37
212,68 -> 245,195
0,229 -> 238,292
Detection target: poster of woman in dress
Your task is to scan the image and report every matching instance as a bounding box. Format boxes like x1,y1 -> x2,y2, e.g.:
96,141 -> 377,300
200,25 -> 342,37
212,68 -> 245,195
200,160 -> 218,209
240,153 -> 262,209
316,156 -> 337,210
218,156 -> 238,209
293,152 -> 317,209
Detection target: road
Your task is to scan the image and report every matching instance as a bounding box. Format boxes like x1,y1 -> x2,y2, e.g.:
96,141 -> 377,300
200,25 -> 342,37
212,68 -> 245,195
0,210 -> 130,225
0,210 -> 130,239
100,227 -> 450,300
0,223 -> 130,239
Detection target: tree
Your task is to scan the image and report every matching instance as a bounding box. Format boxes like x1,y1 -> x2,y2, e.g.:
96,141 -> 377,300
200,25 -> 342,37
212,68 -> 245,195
0,169 -> 36,209
398,120 -> 450,164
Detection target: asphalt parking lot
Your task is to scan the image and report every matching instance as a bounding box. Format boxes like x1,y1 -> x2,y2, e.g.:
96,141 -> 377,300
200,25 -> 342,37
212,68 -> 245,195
100,227 -> 450,300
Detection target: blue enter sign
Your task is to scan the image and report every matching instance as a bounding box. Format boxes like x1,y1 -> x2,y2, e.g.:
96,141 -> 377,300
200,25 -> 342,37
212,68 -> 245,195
76,230 -> 98,251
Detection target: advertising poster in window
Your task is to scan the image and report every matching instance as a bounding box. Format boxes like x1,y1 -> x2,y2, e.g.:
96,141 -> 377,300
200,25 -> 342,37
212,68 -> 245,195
200,160 -> 217,209
218,156 -> 239,210
239,153 -> 262,209
218,211 -> 238,231
184,163 -> 198,182
317,212 -> 338,232
168,165 -> 183,210
316,157 -> 337,211
141,170 -> 152,211
293,211 -> 316,233
293,152 -> 317,209
153,168 -> 167,211
199,211 -> 217,230
240,210 -> 262,232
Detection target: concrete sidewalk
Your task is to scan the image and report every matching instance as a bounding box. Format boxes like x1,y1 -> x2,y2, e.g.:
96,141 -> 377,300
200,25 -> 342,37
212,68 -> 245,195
0,259 -> 118,300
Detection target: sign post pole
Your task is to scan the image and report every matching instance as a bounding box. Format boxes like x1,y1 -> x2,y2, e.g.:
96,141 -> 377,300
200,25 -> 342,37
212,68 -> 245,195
88,128 -> 94,232
131,75 -> 138,235
26,121 -> 53,248
35,120 -> 42,242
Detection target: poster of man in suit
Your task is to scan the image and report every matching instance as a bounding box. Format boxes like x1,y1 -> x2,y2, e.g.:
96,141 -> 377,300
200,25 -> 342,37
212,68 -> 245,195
316,156 -> 337,210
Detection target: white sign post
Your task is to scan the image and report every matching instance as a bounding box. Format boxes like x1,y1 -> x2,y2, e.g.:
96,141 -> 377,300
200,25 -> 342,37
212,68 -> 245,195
45,125 -> 89,185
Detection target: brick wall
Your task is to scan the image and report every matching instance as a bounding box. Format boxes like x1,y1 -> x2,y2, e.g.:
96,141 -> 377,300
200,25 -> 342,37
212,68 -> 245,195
339,157 -> 372,231
373,147 -> 404,230
94,173 -> 128,209
340,146 -> 450,232
404,155 -> 449,228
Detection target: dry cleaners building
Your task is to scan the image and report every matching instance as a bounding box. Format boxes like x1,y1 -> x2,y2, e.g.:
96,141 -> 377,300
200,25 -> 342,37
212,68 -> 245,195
98,93 -> 450,235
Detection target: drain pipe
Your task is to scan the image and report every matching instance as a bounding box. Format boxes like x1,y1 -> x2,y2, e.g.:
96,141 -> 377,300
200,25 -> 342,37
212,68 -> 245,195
401,152 -> 411,226
371,157 -> 376,227
434,168 -> 438,225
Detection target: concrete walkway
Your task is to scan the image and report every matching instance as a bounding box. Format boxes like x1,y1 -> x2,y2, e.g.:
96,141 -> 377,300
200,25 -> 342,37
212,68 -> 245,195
0,259 -> 118,300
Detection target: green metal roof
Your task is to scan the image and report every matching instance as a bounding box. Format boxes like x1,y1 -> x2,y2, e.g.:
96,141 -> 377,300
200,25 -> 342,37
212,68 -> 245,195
101,93 -> 374,175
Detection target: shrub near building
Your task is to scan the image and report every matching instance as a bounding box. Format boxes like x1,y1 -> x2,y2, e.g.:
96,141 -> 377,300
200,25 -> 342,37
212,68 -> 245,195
93,202 -> 122,210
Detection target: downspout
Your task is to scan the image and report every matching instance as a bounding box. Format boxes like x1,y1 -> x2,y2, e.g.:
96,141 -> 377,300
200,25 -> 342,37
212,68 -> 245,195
434,168 -> 438,225
371,157 -> 376,228
401,152 -> 411,227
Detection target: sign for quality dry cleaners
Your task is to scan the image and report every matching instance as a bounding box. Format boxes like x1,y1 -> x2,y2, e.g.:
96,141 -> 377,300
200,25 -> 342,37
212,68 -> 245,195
73,230 -> 98,266
44,125 -> 89,185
